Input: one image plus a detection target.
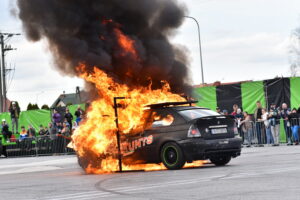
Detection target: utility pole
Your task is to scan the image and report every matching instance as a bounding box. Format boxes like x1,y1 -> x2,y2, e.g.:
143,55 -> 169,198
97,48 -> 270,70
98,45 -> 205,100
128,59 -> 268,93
0,32 -> 20,112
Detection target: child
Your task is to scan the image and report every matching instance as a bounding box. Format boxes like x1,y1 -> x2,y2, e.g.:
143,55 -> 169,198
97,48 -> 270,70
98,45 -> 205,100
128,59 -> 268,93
19,126 -> 27,141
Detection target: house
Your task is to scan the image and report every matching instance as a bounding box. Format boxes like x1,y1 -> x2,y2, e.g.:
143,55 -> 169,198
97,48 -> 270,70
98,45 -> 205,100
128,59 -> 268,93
51,87 -> 90,108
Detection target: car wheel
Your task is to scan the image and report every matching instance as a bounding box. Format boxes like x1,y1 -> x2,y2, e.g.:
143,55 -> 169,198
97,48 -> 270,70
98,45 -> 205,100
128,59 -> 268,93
161,142 -> 186,170
210,156 -> 231,166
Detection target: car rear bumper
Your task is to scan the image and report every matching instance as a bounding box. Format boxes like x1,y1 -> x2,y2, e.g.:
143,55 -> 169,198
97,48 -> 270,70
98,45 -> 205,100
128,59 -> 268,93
178,137 -> 242,161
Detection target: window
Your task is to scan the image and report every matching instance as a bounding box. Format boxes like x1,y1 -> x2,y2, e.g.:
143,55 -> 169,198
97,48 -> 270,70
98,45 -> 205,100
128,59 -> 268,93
179,109 -> 220,121
144,110 -> 175,128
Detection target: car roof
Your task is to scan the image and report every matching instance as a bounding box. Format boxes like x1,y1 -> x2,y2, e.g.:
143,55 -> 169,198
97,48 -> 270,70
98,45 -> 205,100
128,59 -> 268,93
149,106 -> 209,112
169,106 -> 209,111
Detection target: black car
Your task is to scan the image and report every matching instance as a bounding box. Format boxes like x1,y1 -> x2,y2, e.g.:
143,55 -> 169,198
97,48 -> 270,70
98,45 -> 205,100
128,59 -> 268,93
120,101 -> 243,170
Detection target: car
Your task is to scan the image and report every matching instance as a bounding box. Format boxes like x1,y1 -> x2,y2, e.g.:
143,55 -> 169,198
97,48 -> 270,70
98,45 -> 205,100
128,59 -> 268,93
119,101 -> 243,170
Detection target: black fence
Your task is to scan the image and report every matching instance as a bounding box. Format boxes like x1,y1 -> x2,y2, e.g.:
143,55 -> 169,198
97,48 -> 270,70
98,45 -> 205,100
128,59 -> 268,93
0,135 -> 74,157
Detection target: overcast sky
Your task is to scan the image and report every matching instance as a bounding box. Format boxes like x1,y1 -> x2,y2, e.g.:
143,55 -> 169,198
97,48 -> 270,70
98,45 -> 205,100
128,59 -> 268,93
1,0 -> 300,110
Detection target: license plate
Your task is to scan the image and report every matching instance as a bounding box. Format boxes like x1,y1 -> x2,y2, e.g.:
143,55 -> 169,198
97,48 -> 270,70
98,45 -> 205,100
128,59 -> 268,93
211,128 -> 227,134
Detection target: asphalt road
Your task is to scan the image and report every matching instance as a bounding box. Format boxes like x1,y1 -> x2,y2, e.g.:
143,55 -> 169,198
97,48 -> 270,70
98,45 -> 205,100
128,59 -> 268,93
0,145 -> 299,200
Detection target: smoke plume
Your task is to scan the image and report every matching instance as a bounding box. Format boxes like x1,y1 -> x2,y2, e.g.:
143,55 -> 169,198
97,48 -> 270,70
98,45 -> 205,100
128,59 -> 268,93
16,0 -> 190,94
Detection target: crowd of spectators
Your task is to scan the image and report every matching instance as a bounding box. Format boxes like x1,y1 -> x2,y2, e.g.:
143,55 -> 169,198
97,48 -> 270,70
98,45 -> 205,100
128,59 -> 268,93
217,102 -> 300,147
0,104 -> 85,154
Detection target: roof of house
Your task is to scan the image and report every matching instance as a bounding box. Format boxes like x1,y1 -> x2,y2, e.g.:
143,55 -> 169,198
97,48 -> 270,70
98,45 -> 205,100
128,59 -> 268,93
51,91 -> 90,108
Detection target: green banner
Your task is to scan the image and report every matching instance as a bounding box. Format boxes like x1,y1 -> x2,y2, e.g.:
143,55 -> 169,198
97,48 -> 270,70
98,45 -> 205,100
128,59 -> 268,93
194,86 -> 217,110
241,81 -> 266,114
290,77 -> 300,109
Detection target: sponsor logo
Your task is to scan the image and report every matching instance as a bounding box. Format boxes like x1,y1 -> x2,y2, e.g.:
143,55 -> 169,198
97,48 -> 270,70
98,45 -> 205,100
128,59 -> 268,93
121,135 -> 153,154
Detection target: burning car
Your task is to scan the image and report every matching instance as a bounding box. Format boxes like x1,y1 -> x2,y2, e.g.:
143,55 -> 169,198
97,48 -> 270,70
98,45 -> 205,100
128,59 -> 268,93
78,101 -> 243,171
120,101 -> 242,170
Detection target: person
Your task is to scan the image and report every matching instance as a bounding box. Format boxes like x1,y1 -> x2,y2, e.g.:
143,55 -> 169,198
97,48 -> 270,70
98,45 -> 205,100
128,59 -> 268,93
9,102 -> 21,134
52,109 -> 61,128
64,108 -> 73,131
38,125 -> 47,136
48,123 -> 57,140
254,101 -> 263,145
288,108 -> 299,145
223,110 -> 229,116
216,107 -> 222,114
61,122 -> 71,137
240,112 -> 253,147
280,103 -> 292,145
259,108 -> 273,145
72,121 -> 78,133
27,125 -> 36,138
231,104 -> 239,116
1,119 -> 11,143
19,126 -> 28,141
235,108 -> 244,140
75,106 -> 84,125
269,103 -> 280,146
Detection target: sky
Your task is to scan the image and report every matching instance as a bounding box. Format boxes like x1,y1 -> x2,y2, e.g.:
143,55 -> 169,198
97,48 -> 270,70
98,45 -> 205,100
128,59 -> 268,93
1,0 -> 300,110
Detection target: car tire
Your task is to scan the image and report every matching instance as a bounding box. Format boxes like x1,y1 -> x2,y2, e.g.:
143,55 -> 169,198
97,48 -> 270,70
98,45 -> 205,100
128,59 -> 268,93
210,156 -> 231,166
161,142 -> 186,170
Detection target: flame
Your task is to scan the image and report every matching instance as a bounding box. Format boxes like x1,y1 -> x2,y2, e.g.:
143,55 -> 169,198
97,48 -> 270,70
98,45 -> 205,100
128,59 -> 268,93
72,64 -> 188,174
71,24 -> 203,174
114,28 -> 138,59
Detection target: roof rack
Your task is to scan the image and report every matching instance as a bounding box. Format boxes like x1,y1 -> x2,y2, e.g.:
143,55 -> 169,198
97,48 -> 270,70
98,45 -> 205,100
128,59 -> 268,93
145,101 -> 198,109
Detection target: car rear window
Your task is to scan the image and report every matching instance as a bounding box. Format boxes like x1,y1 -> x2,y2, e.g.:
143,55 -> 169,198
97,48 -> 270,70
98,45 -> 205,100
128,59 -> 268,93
178,109 -> 220,121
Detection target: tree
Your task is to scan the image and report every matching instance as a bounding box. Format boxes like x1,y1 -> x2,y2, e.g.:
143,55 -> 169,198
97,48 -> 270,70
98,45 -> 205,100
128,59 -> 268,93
27,103 -> 33,111
41,104 -> 50,110
27,103 -> 39,110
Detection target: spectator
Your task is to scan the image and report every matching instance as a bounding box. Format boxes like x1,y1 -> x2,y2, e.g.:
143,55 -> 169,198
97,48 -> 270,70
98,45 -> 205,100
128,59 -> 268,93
44,126 -> 49,135
72,121 -> 78,133
64,108 -> 73,131
288,108 -> 299,145
269,103 -> 280,146
223,110 -> 229,116
1,119 -> 11,143
75,106 -> 84,125
216,107 -> 223,114
240,112 -> 253,147
19,126 -> 27,141
38,125 -> 47,136
259,108 -> 273,145
254,101 -> 263,145
56,122 -> 63,134
9,101 -> 21,134
27,125 -> 36,138
280,103 -> 292,145
61,122 -> 71,137
231,104 -> 239,116
235,108 -> 244,140
48,123 -> 57,140
52,109 -> 61,128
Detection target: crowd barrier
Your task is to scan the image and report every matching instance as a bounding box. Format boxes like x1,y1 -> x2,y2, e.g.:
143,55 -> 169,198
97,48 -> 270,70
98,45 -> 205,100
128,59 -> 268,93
238,118 -> 300,146
0,135 -> 74,157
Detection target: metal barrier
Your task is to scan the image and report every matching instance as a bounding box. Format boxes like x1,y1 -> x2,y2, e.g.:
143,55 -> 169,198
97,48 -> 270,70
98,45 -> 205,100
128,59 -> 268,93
1,135 -> 74,157
239,118 -> 300,146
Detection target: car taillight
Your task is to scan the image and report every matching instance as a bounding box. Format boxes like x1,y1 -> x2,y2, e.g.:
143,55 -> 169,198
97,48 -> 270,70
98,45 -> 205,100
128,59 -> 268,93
187,124 -> 201,138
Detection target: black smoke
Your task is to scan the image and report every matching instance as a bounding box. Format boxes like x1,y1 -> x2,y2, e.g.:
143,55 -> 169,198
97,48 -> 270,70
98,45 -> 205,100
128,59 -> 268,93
16,0 -> 191,94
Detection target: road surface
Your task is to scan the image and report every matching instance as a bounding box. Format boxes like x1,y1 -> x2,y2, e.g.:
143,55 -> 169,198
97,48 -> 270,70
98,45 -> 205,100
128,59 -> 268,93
0,145 -> 299,200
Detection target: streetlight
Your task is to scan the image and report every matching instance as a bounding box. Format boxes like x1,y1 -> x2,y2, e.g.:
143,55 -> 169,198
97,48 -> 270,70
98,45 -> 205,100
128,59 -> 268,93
184,16 -> 205,85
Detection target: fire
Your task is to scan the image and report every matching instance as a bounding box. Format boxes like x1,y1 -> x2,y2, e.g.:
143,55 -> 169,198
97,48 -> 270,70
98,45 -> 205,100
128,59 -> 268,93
71,24 -> 203,174
72,65 -> 186,173
114,28 -> 138,59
